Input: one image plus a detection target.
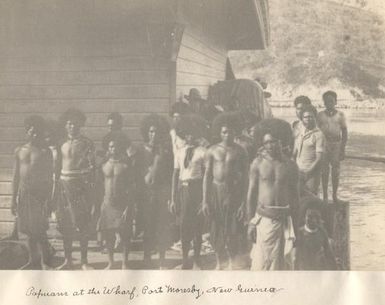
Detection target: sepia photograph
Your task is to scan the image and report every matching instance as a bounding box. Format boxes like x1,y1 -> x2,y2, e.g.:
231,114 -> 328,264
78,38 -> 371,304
0,0 -> 384,276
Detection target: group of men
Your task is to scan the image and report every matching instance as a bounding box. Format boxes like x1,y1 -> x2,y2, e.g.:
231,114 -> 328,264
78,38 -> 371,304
9,89 -> 347,271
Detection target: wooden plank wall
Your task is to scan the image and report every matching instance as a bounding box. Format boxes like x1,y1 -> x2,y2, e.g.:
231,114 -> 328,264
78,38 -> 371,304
175,0 -> 228,101
0,2 -> 171,236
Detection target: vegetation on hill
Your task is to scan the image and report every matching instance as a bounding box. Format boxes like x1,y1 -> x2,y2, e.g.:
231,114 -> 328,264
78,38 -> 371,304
230,0 -> 385,105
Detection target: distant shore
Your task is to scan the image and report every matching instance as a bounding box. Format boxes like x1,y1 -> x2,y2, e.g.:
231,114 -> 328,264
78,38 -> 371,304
269,99 -> 385,109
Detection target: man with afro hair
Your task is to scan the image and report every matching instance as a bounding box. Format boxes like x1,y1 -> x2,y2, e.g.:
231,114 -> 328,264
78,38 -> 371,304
140,114 -> 174,269
169,114 -> 208,269
12,115 -> 54,269
247,119 -> 299,270
202,112 -> 248,269
55,108 -> 96,270
97,132 -> 135,269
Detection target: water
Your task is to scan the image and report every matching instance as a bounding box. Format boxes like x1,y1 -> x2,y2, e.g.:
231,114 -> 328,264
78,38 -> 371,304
272,107 -> 385,270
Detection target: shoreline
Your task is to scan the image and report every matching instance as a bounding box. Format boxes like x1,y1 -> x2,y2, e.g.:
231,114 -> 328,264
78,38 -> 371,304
269,100 -> 385,109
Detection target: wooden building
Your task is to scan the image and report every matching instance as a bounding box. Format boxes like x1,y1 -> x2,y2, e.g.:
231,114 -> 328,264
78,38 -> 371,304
0,0 -> 270,235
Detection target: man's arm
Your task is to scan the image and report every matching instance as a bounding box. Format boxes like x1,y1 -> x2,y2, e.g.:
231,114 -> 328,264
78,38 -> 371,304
44,149 -> 54,214
340,127 -> 348,160
170,168 -> 180,214
201,148 -> 214,217
11,148 -> 20,216
246,158 -> 259,222
288,161 -> 300,235
237,146 -> 249,221
340,112 -> 348,160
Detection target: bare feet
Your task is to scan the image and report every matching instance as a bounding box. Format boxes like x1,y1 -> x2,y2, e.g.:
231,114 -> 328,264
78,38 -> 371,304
20,261 -> 39,270
192,262 -> 201,270
56,259 -> 74,270
181,259 -> 190,270
81,263 -> 94,270
42,263 -> 53,270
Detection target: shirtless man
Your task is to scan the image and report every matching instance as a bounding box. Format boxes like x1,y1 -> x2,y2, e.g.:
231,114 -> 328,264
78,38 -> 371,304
170,114 -> 207,269
247,121 -> 299,270
98,133 -> 134,269
202,112 -> 248,270
140,114 -> 173,269
55,108 -> 96,270
11,115 -> 53,269
317,91 -> 348,204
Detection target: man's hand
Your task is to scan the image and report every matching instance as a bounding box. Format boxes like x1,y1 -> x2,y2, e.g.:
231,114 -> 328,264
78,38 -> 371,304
200,202 -> 210,218
247,223 -> 256,243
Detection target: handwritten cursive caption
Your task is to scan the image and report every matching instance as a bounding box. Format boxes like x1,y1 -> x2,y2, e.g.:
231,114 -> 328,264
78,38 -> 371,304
25,284 -> 283,301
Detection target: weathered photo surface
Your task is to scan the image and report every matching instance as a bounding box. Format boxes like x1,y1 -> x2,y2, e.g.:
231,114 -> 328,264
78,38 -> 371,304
0,0 -> 384,273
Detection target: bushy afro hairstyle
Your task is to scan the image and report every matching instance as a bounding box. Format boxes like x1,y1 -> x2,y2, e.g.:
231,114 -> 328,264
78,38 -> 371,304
175,114 -> 209,140
237,110 -> 259,129
140,114 -> 170,142
107,112 -> 123,129
24,115 -> 45,136
59,108 -> 86,127
102,131 -> 130,154
293,95 -> 312,107
254,118 -> 294,151
211,111 -> 244,142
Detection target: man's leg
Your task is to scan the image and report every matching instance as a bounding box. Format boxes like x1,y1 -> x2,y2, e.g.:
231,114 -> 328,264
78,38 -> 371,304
331,163 -> 341,203
321,163 -> 330,203
57,234 -> 74,270
192,230 -> 202,269
104,231 -> 115,269
120,229 -> 131,270
80,233 -> 93,270
21,236 -> 40,270
40,232 -> 53,270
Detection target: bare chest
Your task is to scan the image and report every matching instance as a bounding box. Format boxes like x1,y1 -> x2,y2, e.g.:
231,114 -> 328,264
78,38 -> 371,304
259,160 -> 290,183
102,162 -> 128,178
61,141 -> 89,161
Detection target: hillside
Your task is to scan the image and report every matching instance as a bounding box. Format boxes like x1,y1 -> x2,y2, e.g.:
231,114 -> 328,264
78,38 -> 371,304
229,0 -> 385,105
